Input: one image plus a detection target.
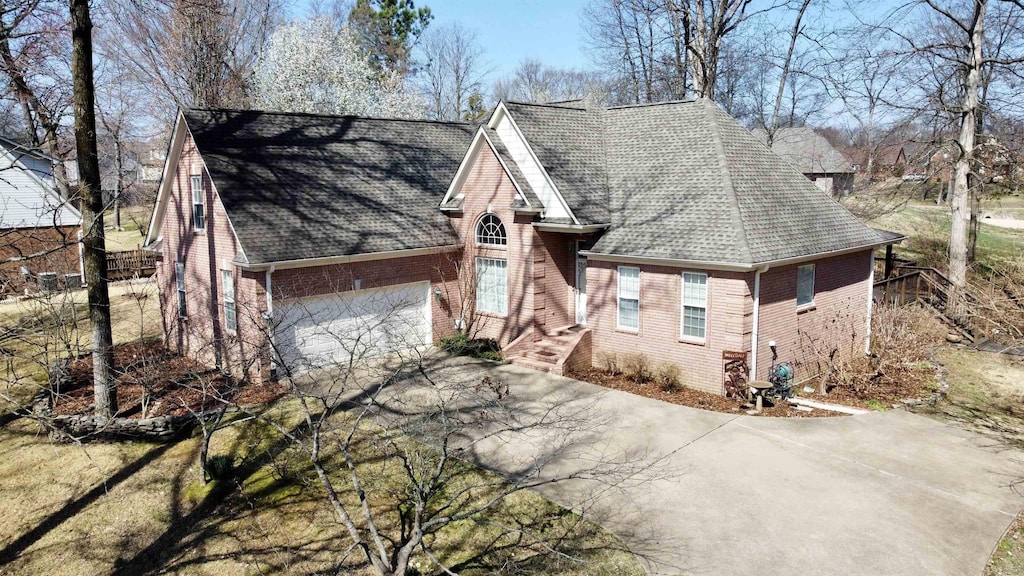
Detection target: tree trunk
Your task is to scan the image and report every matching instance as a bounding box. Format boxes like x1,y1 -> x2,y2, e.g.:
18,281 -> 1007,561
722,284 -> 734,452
947,0 -> 986,324
71,0 -> 117,418
767,0 -> 811,146
968,187 -> 980,262
113,138 -> 122,230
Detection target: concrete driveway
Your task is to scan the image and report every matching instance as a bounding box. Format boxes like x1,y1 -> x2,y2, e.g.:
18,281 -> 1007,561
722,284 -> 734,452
381,356 -> 1024,576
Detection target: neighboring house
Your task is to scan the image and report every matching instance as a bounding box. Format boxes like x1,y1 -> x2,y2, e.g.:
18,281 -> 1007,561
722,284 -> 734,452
0,137 -> 83,295
144,100 -> 902,395
753,127 -> 855,195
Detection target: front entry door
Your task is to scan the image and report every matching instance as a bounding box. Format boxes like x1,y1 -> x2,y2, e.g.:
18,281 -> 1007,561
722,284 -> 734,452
575,256 -> 587,325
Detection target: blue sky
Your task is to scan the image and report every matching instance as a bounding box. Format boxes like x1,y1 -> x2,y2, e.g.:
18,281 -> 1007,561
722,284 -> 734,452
424,0 -> 593,80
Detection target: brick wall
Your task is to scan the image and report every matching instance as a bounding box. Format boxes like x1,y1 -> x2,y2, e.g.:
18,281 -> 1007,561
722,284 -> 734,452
0,225 -> 81,295
449,142 -> 546,344
157,132 -> 269,382
754,250 -> 872,382
587,261 -> 752,394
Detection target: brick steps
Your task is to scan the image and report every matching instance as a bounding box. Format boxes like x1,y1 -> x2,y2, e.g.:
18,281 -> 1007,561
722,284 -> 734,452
506,325 -> 587,375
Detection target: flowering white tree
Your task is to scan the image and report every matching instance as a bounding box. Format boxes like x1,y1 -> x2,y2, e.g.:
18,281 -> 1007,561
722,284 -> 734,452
252,18 -> 424,118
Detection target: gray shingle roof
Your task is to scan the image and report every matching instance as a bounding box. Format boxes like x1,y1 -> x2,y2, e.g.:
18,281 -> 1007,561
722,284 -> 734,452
183,109 -> 474,264
503,102 -> 610,225
529,99 -> 887,265
752,126 -> 853,174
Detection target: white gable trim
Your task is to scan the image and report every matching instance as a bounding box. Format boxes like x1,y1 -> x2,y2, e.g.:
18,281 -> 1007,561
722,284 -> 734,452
440,127 -> 531,209
487,101 -> 578,224
144,112 -> 247,263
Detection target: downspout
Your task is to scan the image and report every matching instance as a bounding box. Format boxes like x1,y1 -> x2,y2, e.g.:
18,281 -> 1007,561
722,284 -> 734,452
749,265 -> 770,381
865,253 -> 874,355
265,265 -> 276,376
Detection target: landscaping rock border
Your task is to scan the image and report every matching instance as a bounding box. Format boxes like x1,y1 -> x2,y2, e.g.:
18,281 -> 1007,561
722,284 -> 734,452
32,356 -> 211,443
894,345 -> 951,410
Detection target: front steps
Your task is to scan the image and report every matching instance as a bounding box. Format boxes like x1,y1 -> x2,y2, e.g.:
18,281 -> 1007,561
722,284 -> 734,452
505,325 -> 591,376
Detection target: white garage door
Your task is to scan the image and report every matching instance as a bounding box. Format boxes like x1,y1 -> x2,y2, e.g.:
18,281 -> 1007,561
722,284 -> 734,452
274,281 -> 432,373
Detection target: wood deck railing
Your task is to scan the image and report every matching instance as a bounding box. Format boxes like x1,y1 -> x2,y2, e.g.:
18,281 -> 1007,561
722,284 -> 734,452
105,249 -> 157,281
873,265 -> 980,341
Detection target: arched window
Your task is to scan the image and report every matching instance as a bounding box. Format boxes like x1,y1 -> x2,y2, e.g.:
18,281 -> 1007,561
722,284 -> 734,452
475,214 -> 507,247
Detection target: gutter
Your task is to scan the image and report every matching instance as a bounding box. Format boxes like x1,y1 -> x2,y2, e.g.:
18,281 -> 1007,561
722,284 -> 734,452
533,222 -> 610,234
581,235 -> 906,272
749,264 -> 770,381
238,244 -> 461,271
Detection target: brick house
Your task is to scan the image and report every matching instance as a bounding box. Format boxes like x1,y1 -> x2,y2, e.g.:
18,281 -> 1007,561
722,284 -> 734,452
0,137 -> 83,296
144,99 -> 902,394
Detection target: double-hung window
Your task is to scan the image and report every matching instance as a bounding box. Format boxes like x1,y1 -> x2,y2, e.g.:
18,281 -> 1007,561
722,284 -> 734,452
617,266 -> 640,330
191,174 -> 205,231
476,257 -> 507,315
797,264 -> 815,308
175,262 -> 187,318
222,269 -> 236,333
681,272 -> 708,341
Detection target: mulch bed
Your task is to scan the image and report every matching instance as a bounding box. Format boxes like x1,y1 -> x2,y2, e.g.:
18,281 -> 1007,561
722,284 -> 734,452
568,367 -> 841,418
801,359 -> 937,409
54,341 -> 285,418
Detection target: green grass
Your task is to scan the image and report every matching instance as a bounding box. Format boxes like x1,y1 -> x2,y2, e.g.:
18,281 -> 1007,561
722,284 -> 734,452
103,205 -> 152,251
866,200 -> 1024,272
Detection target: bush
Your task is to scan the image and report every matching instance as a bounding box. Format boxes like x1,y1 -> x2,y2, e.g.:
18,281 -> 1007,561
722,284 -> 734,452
439,333 -> 502,361
597,351 -> 621,375
623,353 -> 653,384
657,363 -> 683,392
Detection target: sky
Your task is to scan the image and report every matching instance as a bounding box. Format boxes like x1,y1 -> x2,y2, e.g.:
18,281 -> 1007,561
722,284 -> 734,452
424,0 -> 593,81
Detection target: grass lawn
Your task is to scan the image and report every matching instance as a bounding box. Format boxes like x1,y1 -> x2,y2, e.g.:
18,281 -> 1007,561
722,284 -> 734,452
103,205 -> 153,251
919,347 -> 1024,576
0,279 -> 642,575
866,200 -> 1024,271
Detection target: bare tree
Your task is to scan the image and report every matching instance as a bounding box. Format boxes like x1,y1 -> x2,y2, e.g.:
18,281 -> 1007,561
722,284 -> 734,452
894,0 -> 1024,320
70,0 -> 115,417
418,22 -> 486,121
492,59 -> 606,104
0,0 -> 72,195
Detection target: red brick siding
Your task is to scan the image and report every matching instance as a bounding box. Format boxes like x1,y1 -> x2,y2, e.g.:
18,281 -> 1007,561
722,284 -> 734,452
534,231 -> 576,332
0,225 -> 81,295
754,250 -> 872,382
587,262 -> 752,394
157,132 -> 269,382
449,144 -> 544,344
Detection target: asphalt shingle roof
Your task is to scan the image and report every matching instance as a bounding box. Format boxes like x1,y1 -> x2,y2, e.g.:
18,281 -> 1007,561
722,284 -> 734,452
518,99 -> 887,265
503,102 -> 610,225
752,126 -> 853,174
183,109 -> 474,264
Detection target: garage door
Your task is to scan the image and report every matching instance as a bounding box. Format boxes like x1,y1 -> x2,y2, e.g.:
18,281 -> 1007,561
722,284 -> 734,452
273,281 -> 432,373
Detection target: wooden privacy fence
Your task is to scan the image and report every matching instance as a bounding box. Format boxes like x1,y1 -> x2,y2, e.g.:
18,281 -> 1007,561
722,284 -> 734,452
106,249 -> 157,281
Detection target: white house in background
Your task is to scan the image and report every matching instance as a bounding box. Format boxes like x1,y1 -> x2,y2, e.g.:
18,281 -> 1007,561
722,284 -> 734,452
0,136 -> 83,295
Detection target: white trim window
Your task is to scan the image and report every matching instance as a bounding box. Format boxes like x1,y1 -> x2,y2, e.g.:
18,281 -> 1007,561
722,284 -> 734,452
175,262 -> 187,318
191,174 -> 205,231
476,257 -> 507,315
681,272 -> 708,341
475,214 -> 507,247
617,266 -> 640,330
797,263 -> 815,308
222,269 -> 236,333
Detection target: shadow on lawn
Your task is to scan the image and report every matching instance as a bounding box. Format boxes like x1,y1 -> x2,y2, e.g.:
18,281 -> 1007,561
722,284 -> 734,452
0,441 -> 174,568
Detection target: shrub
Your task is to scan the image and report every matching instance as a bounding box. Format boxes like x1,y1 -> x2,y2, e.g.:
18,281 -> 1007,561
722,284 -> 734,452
657,363 -> 683,392
623,353 -> 653,384
439,333 -> 502,360
597,351 -> 621,375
